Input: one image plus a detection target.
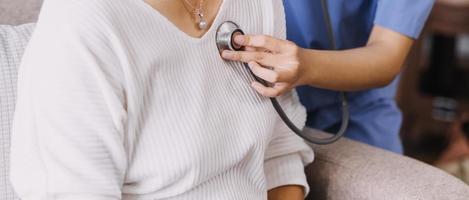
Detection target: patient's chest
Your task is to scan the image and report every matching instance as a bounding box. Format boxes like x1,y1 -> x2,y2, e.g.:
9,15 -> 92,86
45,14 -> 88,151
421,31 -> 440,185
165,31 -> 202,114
119,0 -> 277,192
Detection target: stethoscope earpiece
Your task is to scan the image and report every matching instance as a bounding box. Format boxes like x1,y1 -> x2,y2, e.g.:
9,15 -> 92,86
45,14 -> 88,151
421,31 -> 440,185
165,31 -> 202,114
215,21 -> 245,55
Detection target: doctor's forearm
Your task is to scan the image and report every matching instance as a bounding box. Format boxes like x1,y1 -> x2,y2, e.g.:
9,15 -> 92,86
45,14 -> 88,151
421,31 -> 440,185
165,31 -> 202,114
221,26 -> 414,96
299,46 -> 400,91
298,26 -> 414,91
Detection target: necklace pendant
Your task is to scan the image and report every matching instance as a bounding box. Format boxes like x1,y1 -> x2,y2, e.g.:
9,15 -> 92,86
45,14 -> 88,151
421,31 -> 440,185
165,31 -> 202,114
182,0 -> 207,30
195,10 -> 208,30
198,18 -> 208,30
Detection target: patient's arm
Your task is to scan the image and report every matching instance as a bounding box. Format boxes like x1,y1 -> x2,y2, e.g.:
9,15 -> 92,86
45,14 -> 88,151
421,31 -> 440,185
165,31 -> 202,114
10,1 -> 127,199
264,91 -> 314,198
258,1 -> 313,198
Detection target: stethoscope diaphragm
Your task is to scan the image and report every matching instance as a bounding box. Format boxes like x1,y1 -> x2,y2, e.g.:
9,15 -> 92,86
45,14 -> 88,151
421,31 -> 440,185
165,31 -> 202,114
215,21 -> 245,54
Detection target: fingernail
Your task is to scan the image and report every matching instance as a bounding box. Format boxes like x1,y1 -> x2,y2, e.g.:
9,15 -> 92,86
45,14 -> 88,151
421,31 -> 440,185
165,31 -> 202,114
234,35 -> 245,45
222,50 -> 233,59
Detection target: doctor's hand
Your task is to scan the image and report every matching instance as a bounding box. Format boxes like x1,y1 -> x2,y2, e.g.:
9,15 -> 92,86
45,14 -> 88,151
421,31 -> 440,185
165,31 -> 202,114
221,35 -> 307,97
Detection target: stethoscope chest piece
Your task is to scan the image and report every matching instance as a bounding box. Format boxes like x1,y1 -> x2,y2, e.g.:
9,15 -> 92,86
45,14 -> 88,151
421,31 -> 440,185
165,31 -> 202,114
216,21 -> 245,55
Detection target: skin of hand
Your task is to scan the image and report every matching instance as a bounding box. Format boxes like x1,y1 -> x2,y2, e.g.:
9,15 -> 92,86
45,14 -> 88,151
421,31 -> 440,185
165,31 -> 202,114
221,25 -> 414,97
268,185 -> 305,200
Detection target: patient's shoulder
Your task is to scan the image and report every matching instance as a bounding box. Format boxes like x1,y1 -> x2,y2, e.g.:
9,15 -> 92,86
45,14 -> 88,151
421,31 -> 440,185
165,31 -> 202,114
38,0 -> 131,32
30,0 -> 137,58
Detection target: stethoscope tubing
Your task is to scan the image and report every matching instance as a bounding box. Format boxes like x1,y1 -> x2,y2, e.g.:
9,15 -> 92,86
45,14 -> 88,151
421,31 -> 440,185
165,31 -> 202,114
243,61 -> 349,145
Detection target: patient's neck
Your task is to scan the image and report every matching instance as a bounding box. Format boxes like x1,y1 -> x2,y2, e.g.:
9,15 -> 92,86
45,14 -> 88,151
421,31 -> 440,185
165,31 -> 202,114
144,0 -> 222,38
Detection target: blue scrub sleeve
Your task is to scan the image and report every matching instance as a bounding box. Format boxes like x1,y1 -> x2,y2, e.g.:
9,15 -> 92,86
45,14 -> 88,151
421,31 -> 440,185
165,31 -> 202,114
374,0 -> 435,39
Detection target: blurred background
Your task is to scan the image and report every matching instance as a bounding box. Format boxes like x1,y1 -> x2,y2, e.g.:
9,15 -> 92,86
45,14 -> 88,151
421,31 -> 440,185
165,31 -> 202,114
398,0 -> 469,184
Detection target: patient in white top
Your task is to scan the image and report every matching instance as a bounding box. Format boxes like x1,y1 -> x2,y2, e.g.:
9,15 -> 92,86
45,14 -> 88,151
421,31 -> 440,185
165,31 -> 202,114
10,0 -> 314,199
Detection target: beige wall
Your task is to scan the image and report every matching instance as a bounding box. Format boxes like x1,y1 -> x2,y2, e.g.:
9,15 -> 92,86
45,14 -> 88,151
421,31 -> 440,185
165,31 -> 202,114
0,0 -> 43,25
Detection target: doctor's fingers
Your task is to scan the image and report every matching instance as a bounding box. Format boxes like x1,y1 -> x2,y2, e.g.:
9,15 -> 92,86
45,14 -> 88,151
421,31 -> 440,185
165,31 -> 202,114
222,50 -> 279,68
248,61 -> 295,84
244,46 -> 271,53
233,34 -> 293,53
251,81 -> 290,98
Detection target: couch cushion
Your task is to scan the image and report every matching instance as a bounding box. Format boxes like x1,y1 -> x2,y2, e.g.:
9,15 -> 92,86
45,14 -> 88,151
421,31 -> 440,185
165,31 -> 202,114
0,0 -> 43,25
0,23 -> 34,200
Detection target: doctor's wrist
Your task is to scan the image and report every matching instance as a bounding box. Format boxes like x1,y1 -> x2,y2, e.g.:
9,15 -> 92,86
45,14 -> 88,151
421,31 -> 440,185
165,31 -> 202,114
296,48 -> 319,87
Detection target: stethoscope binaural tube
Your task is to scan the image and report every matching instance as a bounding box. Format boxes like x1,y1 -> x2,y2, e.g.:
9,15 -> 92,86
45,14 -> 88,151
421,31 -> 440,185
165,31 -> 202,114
215,0 -> 348,145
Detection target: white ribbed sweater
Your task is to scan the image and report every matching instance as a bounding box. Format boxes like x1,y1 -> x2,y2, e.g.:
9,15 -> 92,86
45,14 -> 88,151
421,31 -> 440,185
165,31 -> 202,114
10,0 -> 314,199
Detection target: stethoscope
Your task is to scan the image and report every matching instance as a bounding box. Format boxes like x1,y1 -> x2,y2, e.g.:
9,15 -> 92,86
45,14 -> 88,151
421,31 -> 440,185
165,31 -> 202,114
214,0 -> 349,145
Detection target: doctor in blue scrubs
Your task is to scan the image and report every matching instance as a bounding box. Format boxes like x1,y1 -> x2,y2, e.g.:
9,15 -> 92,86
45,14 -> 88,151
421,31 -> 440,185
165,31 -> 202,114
222,0 -> 435,153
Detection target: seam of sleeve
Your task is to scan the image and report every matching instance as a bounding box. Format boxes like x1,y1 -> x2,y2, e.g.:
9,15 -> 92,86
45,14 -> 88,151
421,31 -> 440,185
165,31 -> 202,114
30,63 -> 52,198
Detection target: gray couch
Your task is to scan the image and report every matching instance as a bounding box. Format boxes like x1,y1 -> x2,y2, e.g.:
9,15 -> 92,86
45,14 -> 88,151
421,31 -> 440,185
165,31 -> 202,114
1,1 -> 469,200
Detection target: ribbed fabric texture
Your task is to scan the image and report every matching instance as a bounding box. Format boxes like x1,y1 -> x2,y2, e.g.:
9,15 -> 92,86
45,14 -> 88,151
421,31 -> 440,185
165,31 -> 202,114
10,0 -> 314,199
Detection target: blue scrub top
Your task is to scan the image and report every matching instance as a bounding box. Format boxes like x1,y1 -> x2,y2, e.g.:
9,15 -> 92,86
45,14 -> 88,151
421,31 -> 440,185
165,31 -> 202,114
283,0 -> 434,153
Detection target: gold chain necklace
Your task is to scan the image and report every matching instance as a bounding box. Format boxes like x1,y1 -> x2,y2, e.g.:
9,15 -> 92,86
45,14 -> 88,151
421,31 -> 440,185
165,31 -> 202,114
181,0 -> 208,30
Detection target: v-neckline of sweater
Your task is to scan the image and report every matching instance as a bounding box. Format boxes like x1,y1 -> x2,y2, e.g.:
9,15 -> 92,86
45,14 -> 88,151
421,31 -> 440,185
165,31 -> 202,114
136,0 -> 228,43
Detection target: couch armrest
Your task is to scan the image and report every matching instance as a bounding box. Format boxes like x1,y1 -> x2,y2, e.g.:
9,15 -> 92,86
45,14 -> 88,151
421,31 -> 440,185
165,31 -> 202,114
303,128 -> 469,200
